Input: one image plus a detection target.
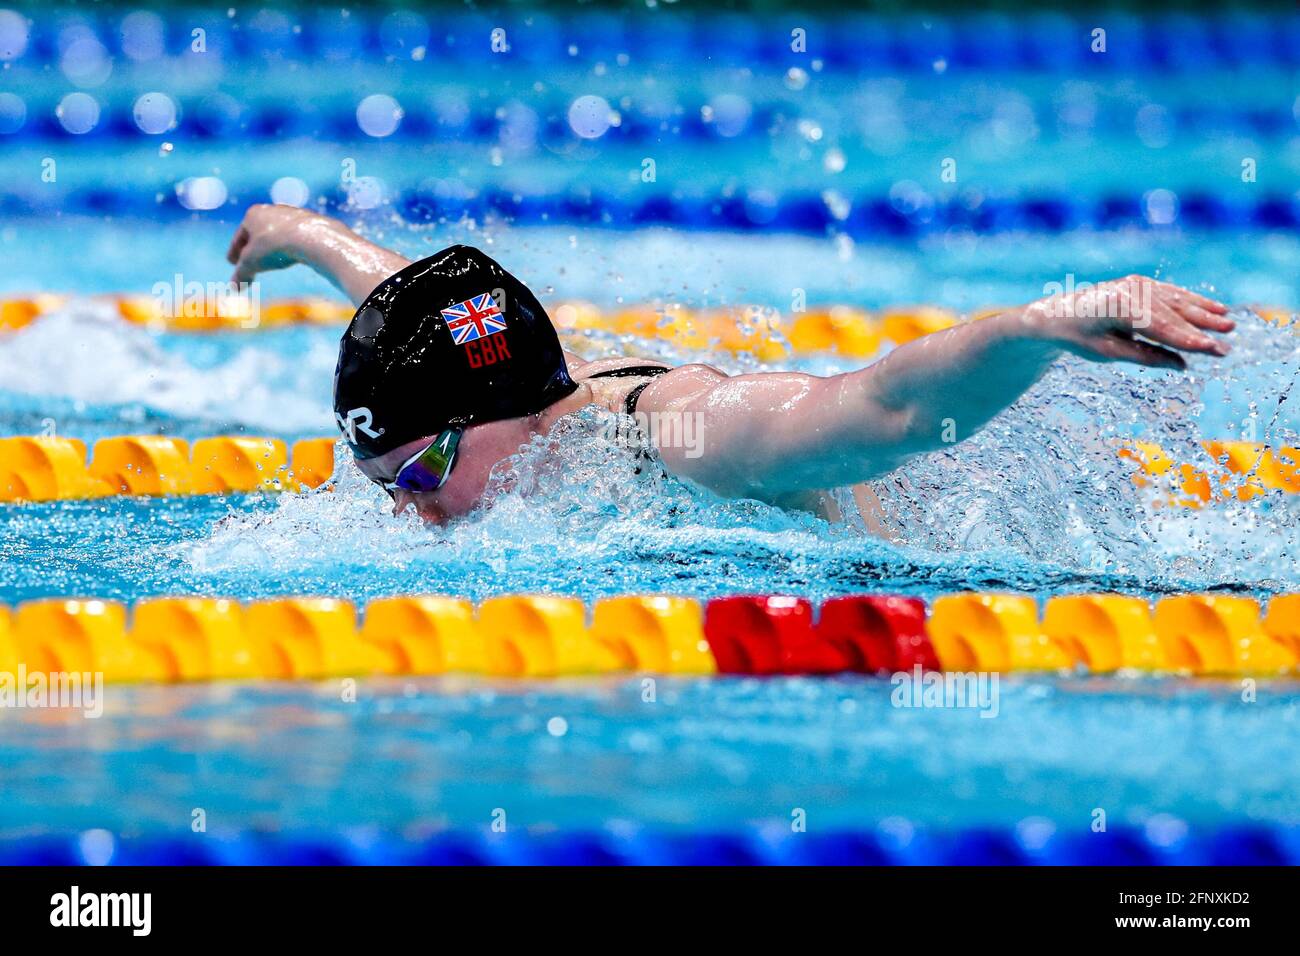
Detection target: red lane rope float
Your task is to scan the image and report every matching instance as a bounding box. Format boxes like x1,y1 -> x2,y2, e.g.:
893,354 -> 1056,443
816,595 -> 939,673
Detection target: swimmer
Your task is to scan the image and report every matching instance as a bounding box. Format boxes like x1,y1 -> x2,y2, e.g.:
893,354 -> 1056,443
227,204 -> 1234,526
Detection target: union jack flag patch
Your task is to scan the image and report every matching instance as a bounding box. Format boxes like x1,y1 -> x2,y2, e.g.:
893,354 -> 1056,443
441,293 -> 507,345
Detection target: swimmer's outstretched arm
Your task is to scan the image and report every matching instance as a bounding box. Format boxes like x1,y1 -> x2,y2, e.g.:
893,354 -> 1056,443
226,204 -> 410,305
641,277 -> 1233,503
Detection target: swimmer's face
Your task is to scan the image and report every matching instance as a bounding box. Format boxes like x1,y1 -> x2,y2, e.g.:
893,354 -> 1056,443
354,416 -> 537,524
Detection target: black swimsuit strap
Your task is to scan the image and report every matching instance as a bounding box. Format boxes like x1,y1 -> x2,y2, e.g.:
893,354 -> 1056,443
585,365 -> 671,380
584,365 -> 670,416
622,380 -> 655,417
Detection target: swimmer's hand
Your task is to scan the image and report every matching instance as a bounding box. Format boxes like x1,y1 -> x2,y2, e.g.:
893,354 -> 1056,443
1017,275 -> 1233,369
225,204 -> 411,305
226,204 -> 316,283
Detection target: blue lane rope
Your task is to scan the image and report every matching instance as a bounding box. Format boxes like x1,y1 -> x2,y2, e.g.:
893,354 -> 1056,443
3,824 -> 1297,865
1,185 -> 1293,235
0,97 -> 1294,145
6,11 -> 1300,72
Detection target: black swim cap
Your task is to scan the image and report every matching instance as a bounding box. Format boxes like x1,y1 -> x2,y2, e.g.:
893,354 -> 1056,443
333,245 -> 578,460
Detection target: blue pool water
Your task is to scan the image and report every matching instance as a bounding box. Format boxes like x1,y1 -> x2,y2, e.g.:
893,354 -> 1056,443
2,7 -> 1300,853
4,676 -> 1299,847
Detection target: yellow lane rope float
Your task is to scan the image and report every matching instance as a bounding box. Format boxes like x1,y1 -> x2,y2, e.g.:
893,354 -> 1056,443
0,435 -> 336,501
2,434 -> 1296,506
0,294 -> 974,353
2,295 -> 1292,363
1,591 -> 1297,683
1119,440 -> 1300,507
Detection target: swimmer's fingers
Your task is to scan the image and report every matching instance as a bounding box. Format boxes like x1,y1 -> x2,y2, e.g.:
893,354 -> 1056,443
1138,303 -> 1229,356
231,260 -> 255,287
227,235 -> 261,286
226,225 -> 249,266
1150,283 -> 1235,333
1138,276 -> 1229,316
1169,284 -> 1230,316
1177,304 -> 1235,334
232,246 -> 294,286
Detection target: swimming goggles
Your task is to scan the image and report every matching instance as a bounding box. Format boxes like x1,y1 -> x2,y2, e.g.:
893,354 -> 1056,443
378,427 -> 462,495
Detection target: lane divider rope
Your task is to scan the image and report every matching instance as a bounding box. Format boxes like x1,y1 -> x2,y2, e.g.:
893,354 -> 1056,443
2,822 -> 1291,866
0,294 -> 354,332
4,11 -> 1296,76
3,295 -> 1294,356
2,591 -> 1297,683
3,95 -> 1296,145
0,435 -> 335,502
0,293 -> 972,348
3,434 -> 1297,506
1121,439 -> 1300,505
5,188 -> 1300,234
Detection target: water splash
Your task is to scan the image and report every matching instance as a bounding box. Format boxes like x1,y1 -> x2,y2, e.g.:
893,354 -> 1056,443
866,310 -> 1300,592
0,299 -> 334,434
173,414 -> 888,600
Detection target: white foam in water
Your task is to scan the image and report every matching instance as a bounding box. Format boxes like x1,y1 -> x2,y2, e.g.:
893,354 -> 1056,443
182,455 -> 431,576
868,310 -> 1300,590
186,413 -> 784,537
173,410 -> 885,598
0,299 -> 334,431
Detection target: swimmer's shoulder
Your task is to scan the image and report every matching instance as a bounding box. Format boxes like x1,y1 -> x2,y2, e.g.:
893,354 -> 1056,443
570,356 -> 671,378
624,362 -> 728,411
568,357 -> 728,412
571,356 -> 727,380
